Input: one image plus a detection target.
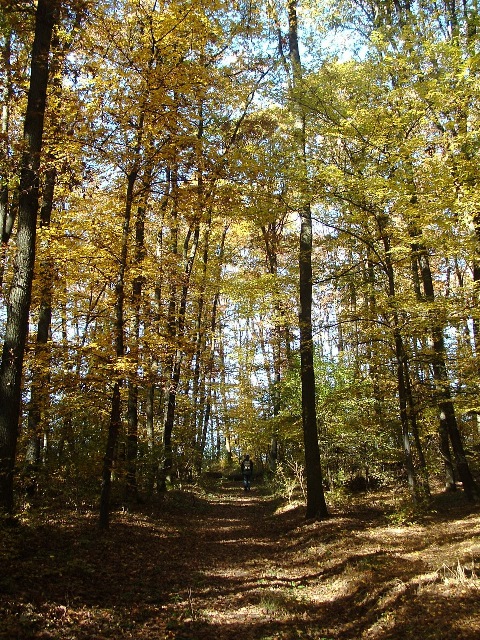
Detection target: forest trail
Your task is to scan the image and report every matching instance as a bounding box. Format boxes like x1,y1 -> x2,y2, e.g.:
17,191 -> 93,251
2,481 -> 480,640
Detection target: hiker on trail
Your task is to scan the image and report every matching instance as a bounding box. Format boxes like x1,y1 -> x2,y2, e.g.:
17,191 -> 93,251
241,454 -> 253,491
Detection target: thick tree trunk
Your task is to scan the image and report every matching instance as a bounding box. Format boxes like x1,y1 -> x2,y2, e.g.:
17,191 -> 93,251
288,0 -> 328,519
0,0 -> 58,514
299,204 -> 329,518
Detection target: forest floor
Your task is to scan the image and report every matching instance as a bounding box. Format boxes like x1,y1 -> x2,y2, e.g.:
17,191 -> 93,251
1,480 -> 480,640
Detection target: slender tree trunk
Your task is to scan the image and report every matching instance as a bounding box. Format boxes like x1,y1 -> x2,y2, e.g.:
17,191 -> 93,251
439,414 -> 456,491
365,255 -> 386,431
158,168 -> 179,491
24,166 -> 56,490
196,224 -> 226,471
161,223 -> 200,486
126,381 -> 139,499
99,163 -> 139,528
393,329 -> 418,493
402,348 -> 430,498
0,0 -> 58,514
0,26 -> 13,289
261,221 -> 288,471
160,168 -> 201,485
145,382 -> 156,496
190,213 -> 215,473
378,215 -> 425,501
125,197 -> 147,500
99,382 -> 121,529
288,0 -> 328,519
414,246 -> 478,500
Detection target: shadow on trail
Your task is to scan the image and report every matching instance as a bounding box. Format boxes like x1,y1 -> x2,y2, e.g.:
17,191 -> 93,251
1,483 -> 479,640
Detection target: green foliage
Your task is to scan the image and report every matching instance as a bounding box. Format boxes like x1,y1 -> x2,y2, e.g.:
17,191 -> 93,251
267,460 -> 306,502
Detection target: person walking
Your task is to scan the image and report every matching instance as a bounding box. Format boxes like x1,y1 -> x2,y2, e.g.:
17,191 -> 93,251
241,454 -> 253,491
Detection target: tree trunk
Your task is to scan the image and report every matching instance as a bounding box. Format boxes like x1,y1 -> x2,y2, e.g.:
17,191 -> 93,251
414,246 -> 478,500
24,166 -> 56,491
0,25 -> 13,289
0,0 -> 58,514
261,220 -> 289,471
393,329 -> 418,494
402,348 -> 430,498
439,414 -> 456,491
288,0 -> 328,520
379,215 -> 427,502
99,162 -> 138,528
99,382 -> 121,529
196,225 -> 226,471
299,203 -> 329,519
160,198 -> 201,488
158,168 -> 179,491
125,199 -> 147,500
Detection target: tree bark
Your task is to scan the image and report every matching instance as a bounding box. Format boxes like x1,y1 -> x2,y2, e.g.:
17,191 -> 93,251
99,161 -> 139,528
125,197 -> 147,500
413,245 -> 479,500
24,166 -> 56,489
378,214 -> 428,502
288,0 -> 328,519
0,0 -> 58,514
0,24 -> 13,259
99,382 -> 121,530
160,216 -> 200,488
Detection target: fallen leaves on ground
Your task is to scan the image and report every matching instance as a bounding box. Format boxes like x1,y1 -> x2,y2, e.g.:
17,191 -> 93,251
1,483 -> 480,639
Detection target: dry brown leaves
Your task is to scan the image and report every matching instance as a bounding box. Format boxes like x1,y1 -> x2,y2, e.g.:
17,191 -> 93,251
1,483 -> 479,639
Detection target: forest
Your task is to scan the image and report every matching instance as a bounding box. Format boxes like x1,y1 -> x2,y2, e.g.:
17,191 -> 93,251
1,0 -> 480,638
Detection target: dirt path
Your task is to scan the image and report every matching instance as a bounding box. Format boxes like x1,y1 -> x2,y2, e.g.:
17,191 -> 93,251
2,482 -> 480,639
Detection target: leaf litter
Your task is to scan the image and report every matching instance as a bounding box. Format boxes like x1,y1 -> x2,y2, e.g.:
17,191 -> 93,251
1,482 -> 479,639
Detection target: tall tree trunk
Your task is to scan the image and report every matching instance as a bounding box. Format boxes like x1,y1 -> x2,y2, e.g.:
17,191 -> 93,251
0,0 -> 58,514
413,245 -> 478,500
0,24 -> 13,290
261,220 -> 289,471
99,161 -> 139,528
158,168 -> 179,492
191,217 -> 210,472
24,166 -> 56,490
378,215 -> 427,501
365,254 -> 386,431
402,346 -> 430,498
125,195 -> 147,500
145,382 -> 156,496
160,216 -> 200,488
99,381 -> 121,529
288,0 -> 328,519
196,223 -> 226,471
